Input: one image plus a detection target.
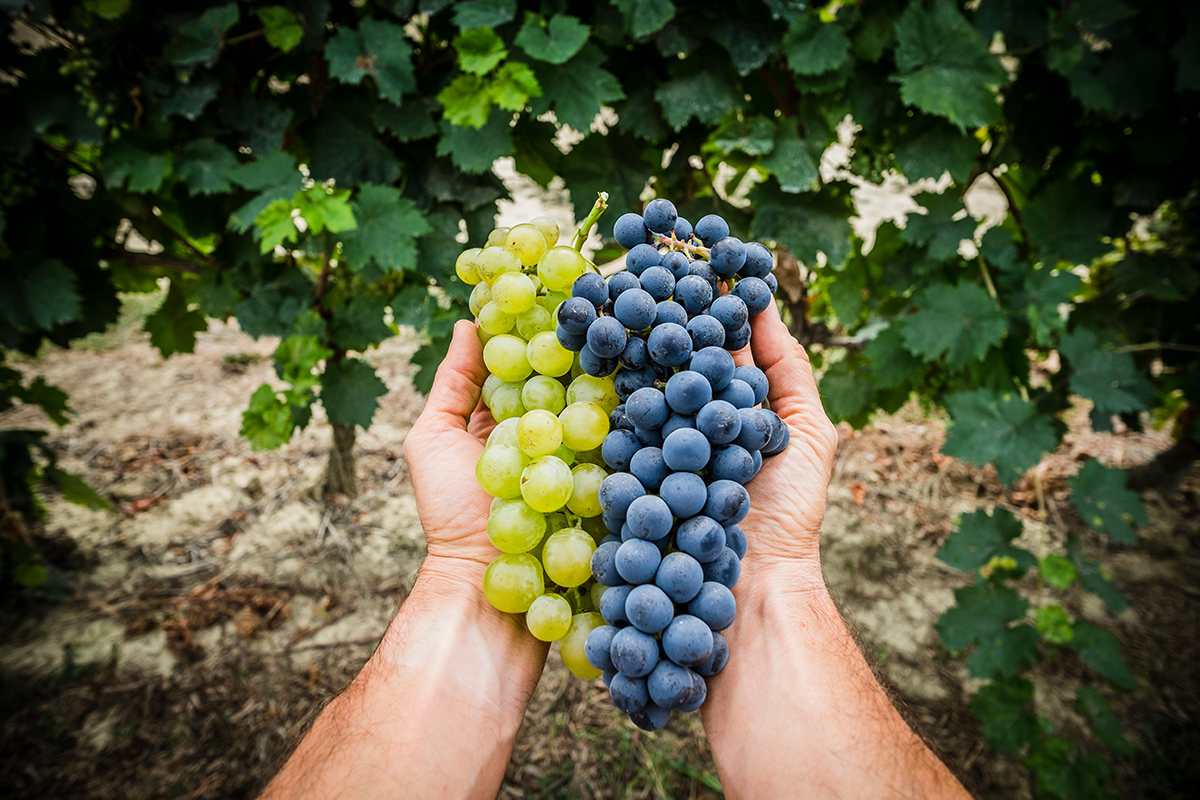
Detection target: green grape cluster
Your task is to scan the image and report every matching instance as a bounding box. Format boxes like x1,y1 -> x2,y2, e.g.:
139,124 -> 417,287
460,218 -> 613,679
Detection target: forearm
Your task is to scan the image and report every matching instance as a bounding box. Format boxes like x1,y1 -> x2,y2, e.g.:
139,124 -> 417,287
260,557 -> 548,800
702,561 -> 969,800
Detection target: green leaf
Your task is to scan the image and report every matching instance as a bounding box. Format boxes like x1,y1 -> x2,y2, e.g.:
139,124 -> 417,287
159,81 -> 218,121
241,384 -> 297,451
1067,534 -> 1129,613
320,358 -> 388,428
614,0 -> 676,40
709,116 -> 776,156
1024,737 -> 1080,798
900,191 -> 976,261
515,14 -> 589,64
938,584 -> 1036,678
341,184 -> 432,274
1076,687 -> 1135,756
891,0 -> 1009,130
781,13 -> 850,76
144,279 -> 207,358
326,19 -> 415,105
750,182 -> 853,267
1016,267 -> 1080,347
1024,181 -> 1112,266
437,112 -> 515,174
1069,460 -> 1145,545
455,28 -> 507,75
937,508 -> 1024,573
296,187 -> 357,235
970,677 -> 1039,753
818,357 -> 876,426
1059,327 -> 1154,420
47,465 -> 112,511
164,3 -> 239,67
760,119 -> 820,194
894,122 -> 979,183
254,198 -> 299,253
1039,554 -> 1078,589
438,74 -> 493,128
712,21 -> 781,77
23,259 -> 82,330
411,334 -> 454,395
258,6 -> 303,53
900,282 -> 1006,370
225,99 -> 293,158
82,0 -> 130,20
942,389 -> 1057,485
453,0 -> 516,29
177,139 -> 238,196
654,69 -> 742,132
1037,605 -> 1075,644
489,62 -> 542,112
862,323 -> 925,389
330,293 -> 392,352
228,150 -> 298,191
1071,623 -> 1136,690
529,45 -> 625,133
309,112 -> 402,187
557,131 -> 649,223
274,335 -> 330,394
374,98 -> 438,142
16,377 -> 71,426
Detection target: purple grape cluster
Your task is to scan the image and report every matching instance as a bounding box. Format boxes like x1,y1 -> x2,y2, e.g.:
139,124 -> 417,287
555,199 -> 789,731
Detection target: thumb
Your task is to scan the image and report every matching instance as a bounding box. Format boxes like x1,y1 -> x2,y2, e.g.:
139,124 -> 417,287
412,320 -> 488,435
747,301 -> 825,427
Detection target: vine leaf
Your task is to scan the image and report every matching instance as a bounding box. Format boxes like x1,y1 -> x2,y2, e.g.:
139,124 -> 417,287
938,584 -> 1037,678
654,69 -> 742,132
750,182 -> 853,267
455,28 -> 507,75
326,19 -> 415,105
760,119 -> 820,194
144,279 -> 207,358
614,0 -> 676,40
942,389 -> 1056,485
1067,534 -> 1129,613
1059,327 -> 1155,427
894,121 -> 979,183
1070,622 -> 1136,690
164,3 -> 239,67
1015,267 -> 1080,347
1039,554 -> 1077,589
970,677 -> 1039,753
530,45 -> 624,133
900,282 -> 1006,370
1068,460 -> 1145,544
453,0 -> 516,30
861,323 -> 924,389
1036,605 -> 1074,644
1076,687 -> 1135,756
1024,181 -> 1112,267
47,465 -> 112,511
241,385 -> 298,451
177,139 -> 238,196
937,508 -> 1033,575
900,192 -> 976,261
436,113 -> 515,175
439,74 -> 493,128
15,259 -> 83,330
320,358 -> 388,429
780,13 -> 851,76
341,184 -> 432,274
273,335 -> 330,395
891,0 -> 1009,130
257,6 -> 303,53
329,294 -> 392,352
515,14 -> 589,64
489,63 -> 542,112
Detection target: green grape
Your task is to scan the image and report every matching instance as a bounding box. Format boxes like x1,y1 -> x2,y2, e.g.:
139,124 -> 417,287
569,353 -> 586,381
477,245 -> 521,284
475,444 -> 530,499
483,334 -> 533,383
525,593 -> 572,641
537,246 -> 589,292
516,409 -> 563,458
580,515 -> 607,544
486,417 -> 519,448
542,527 -> 596,587
559,402 -> 609,452
546,512 -> 570,533
455,247 -> 483,285
520,455 -> 574,513
530,215 -> 560,247
476,327 -> 493,347
553,443 -> 577,462
491,271 -> 537,315
483,553 -> 543,613
515,305 -> 554,339
489,381 -> 526,421
521,375 -> 567,414
540,291 -> 570,313
487,497 -> 546,553
566,375 -> 619,414
485,227 -> 511,247
560,612 -> 604,679
589,581 -> 607,610
482,374 -> 504,406
567,463 -> 606,517
478,302 -> 515,335
469,282 -> 492,316
526,331 -> 574,377
506,223 -> 551,267
574,446 -> 605,467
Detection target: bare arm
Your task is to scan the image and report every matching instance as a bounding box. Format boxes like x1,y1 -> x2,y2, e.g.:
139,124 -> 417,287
704,303 -> 970,800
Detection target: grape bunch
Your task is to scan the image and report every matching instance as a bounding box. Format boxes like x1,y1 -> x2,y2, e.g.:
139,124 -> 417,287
457,215 -> 615,679
562,200 -> 790,731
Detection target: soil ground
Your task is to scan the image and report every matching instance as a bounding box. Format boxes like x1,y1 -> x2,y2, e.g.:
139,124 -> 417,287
1,307 -> 1197,800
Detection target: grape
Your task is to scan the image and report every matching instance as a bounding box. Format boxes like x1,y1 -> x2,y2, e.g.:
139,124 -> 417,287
665,371 -> 712,415
765,272 -> 778,293
568,463 -> 606,517
610,626 -> 659,677
567,375 -> 620,414
614,538 -> 661,584
686,314 -> 726,350
709,236 -> 747,277
696,400 -> 743,445
579,346 -> 617,378
659,472 -> 707,519
695,214 -> 730,247
689,260 -> 719,288
614,288 -> 657,330
487,497 -> 546,553
542,290 -> 571,312
619,336 -> 650,369
711,444 -> 755,484
716,378 -> 755,408
614,212 -> 650,249
724,525 -> 748,560
469,282 -> 492,316
557,296 -> 597,335
526,593 -> 572,641
489,382 -> 527,422
486,416 -> 519,448
626,243 -> 662,276
601,428 -> 640,471
515,304 -> 554,339
486,227 -> 511,247
591,540 -> 623,586
661,412 -> 696,440
610,404 -> 633,432
678,674 -> 707,712
673,216 -> 693,242
662,428 -> 711,472
654,300 -> 688,328
483,552 -> 544,613
639,266 -> 676,303
661,614 -> 714,667
701,547 -> 742,588
676,515 -> 726,563
647,323 -> 692,367
648,661 -> 696,709
526,331 -> 574,377
663,251 -> 691,282
597,472 -> 645,519
484,335 -> 533,383
762,412 -> 791,456
522,375 -> 567,414
704,479 -> 751,525
655,551 -> 704,603
695,631 -> 729,677
624,494 -> 673,541
560,401 -> 609,451
560,612 -> 605,679
690,346 -> 735,391
607,270 -> 640,301
734,365 -> 769,406
741,241 -> 773,278
516,409 -> 564,458
613,365 -> 656,401
711,294 -> 749,331
538,246 -> 590,292
476,444 -> 529,498
725,322 -> 752,351
587,316 -> 628,358
731,276 -> 772,316
478,302 -> 515,336
629,703 -> 670,731
609,673 -> 650,713
572,272 -> 608,307
530,214 -> 560,247
483,371 -> 503,405
455,247 -> 483,285
674,275 -> 713,315
477,245 -> 521,284
542,528 -> 596,587
625,584 -> 674,634
643,198 -> 678,234
634,425 -> 664,448
600,584 -> 633,625
585,625 -> 619,671
629,446 -> 668,491
626,387 -> 670,430
556,327 -> 587,352
492,271 -> 537,315
689,582 -> 737,631
520,455 -> 574,512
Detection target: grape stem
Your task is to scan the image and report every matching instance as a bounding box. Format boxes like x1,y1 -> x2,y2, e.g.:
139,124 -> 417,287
572,192 -> 609,252
653,232 -> 711,261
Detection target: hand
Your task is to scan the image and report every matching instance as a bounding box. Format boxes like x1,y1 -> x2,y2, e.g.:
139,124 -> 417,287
732,301 -> 839,582
403,320 -> 501,570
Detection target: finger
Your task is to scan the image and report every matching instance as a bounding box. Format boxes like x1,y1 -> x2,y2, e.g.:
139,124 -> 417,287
413,320 -> 488,434
748,300 -> 823,424
730,341 -> 756,370
467,395 -> 498,441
